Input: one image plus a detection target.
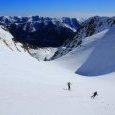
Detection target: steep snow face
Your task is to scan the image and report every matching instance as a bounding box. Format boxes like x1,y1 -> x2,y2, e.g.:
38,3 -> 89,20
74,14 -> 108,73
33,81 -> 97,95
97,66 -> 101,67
0,26 -> 13,41
52,16 -> 115,59
76,27 -> 115,76
0,26 -> 24,52
55,27 -> 115,76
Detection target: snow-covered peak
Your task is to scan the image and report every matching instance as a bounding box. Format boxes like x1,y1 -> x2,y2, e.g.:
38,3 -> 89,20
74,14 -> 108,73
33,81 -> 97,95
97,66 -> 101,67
81,16 -> 115,36
0,16 -> 80,31
0,16 -> 77,47
77,17 -> 88,23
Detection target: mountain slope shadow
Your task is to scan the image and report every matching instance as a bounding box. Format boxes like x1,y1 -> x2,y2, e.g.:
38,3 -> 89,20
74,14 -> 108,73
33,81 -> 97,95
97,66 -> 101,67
76,28 -> 115,76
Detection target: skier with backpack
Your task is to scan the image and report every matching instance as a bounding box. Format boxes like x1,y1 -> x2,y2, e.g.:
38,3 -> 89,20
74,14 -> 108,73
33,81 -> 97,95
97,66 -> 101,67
91,91 -> 98,98
67,82 -> 72,91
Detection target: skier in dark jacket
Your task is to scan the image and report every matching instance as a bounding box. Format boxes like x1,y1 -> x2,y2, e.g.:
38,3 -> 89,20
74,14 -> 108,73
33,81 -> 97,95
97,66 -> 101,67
67,82 -> 72,90
91,91 -> 98,98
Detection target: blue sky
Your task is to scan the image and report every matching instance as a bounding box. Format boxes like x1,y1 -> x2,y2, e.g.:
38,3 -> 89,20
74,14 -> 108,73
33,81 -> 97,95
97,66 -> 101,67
0,0 -> 114,17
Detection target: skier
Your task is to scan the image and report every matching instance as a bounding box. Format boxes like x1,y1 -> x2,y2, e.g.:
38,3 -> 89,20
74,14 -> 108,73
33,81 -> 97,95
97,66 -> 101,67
67,82 -> 72,91
91,91 -> 98,98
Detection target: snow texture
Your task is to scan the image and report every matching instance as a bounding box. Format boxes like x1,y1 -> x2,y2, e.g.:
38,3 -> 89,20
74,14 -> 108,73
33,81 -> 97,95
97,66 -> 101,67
0,22 -> 115,115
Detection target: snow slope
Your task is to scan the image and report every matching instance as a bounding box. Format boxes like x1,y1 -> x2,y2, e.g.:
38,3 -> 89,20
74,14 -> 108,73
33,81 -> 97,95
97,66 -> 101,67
77,27 -> 115,76
0,26 -> 115,115
56,27 -> 115,76
0,26 -> 24,52
29,47 -> 57,60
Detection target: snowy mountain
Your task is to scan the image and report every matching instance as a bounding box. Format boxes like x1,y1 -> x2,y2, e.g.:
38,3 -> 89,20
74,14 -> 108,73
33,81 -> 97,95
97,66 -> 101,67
0,16 -> 80,60
77,17 -> 88,23
61,17 -> 80,31
0,16 -> 79,30
0,16 -> 79,47
0,16 -> 115,115
0,25 -> 57,60
1,16 -> 115,61
52,16 -> 115,59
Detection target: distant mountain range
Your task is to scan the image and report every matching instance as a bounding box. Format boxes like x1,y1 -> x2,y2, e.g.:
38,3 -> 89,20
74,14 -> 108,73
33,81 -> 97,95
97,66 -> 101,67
0,16 -> 80,47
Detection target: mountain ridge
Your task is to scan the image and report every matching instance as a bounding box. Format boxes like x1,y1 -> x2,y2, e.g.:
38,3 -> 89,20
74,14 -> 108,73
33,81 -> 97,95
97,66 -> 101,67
0,16 -> 79,47
52,16 -> 115,59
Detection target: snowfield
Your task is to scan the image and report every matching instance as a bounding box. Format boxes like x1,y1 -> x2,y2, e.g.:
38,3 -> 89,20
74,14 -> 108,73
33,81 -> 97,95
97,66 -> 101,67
0,26 -> 115,115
